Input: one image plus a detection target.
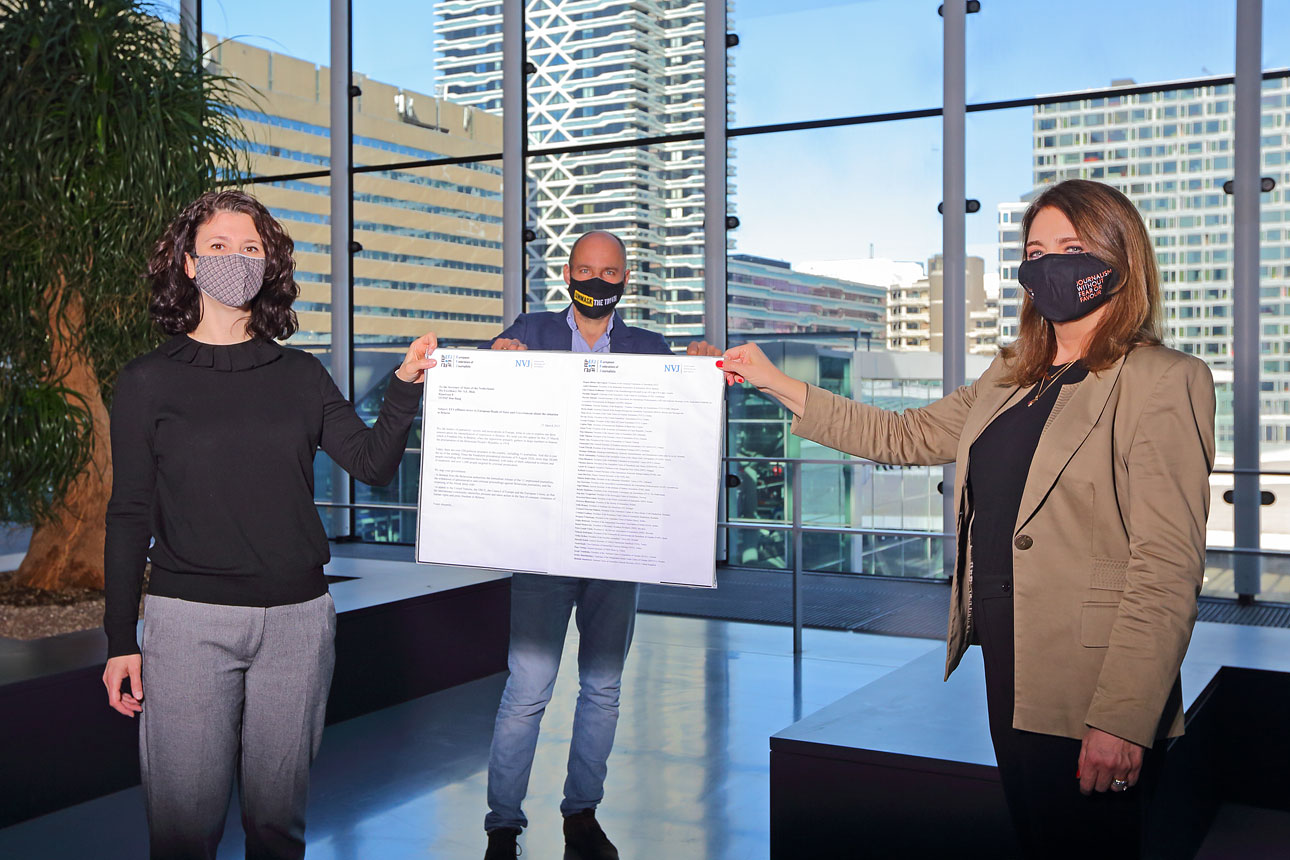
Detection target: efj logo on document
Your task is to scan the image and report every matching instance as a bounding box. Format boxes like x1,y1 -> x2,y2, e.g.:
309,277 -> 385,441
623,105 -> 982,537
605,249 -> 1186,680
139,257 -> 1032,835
583,359 -> 599,373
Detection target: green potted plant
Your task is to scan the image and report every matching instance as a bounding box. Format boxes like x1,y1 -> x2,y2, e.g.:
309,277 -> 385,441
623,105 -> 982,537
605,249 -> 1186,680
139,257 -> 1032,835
0,0 -> 246,590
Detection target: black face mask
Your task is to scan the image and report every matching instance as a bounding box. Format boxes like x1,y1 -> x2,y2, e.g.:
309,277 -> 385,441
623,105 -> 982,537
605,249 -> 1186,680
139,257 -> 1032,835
1017,252 -> 1122,323
568,276 -> 625,320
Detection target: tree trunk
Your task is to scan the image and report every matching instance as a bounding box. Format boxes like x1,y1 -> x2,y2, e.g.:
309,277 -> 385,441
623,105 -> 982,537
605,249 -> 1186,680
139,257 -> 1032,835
15,283 -> 112,591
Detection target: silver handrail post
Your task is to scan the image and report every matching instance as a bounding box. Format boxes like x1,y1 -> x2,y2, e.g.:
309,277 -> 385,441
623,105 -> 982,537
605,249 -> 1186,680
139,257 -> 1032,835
792,459 -> 804,656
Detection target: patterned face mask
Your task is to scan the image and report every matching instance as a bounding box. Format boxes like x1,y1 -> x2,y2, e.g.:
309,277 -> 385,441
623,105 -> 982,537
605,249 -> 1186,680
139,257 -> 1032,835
192,253 -> 266,308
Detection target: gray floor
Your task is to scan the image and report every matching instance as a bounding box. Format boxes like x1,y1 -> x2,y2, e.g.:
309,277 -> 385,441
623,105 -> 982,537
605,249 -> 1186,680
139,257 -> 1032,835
0,614 -> 940,860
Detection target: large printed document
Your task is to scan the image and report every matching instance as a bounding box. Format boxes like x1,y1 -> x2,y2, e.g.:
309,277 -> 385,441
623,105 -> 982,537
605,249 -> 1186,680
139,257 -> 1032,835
415,349 -> 724,587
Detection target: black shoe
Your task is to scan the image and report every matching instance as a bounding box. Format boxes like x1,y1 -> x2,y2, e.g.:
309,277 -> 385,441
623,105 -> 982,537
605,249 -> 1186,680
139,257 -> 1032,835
563,809 -> 619,860
485,827 -> 521,859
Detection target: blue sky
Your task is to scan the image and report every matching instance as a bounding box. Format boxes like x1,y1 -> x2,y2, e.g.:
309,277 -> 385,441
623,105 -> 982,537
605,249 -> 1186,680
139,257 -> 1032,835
193,0 -> 1289,275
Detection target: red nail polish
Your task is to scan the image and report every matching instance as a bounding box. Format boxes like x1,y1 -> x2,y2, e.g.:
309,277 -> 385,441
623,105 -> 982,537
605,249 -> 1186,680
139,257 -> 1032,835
715,360 -> 724,368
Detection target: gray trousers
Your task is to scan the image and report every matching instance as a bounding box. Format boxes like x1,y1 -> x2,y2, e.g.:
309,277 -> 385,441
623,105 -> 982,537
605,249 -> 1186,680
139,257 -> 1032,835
139,593 -> 336,860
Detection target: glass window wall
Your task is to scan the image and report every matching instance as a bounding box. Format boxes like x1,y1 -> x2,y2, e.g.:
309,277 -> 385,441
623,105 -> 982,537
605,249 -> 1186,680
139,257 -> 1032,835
177,1 -> 1290,603
726,120 -> 948,577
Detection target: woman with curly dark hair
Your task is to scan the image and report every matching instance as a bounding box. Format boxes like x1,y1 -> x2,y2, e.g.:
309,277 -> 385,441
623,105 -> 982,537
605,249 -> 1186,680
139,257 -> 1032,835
101,190 -> 438,859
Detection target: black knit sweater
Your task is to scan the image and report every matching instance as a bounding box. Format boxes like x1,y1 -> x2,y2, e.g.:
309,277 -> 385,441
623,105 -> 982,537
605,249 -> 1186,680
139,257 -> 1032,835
103,335 -> 422,658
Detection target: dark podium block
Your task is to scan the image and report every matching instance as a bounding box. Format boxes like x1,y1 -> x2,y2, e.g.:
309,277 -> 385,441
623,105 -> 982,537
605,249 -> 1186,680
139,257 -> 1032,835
771,648 -> 1020,859
770,622 -> 1290,860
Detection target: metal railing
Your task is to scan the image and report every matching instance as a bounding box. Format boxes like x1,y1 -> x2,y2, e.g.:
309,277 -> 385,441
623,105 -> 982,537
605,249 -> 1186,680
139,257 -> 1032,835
317,457 -> 1290,558
319,454 -> 953,654
317,455 -> 1290,651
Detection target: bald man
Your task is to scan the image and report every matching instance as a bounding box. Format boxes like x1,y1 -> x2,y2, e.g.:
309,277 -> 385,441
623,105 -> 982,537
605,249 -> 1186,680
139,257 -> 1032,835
483,231 -> 719,860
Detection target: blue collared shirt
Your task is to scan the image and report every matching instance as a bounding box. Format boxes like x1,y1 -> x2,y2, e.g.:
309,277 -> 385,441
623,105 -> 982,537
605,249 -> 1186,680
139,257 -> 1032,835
567,305 -> 613,354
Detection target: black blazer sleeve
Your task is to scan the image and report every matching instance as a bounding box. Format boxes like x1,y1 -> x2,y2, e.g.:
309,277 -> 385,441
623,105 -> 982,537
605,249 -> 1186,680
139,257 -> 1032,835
487,314 -> 531,348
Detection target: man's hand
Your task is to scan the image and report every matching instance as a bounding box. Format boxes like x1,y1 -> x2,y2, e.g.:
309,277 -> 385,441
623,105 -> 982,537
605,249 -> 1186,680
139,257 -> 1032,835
103,654 -> 143,717
491,338 -> 528,351
1078,727 -> 1144,795
395,332 -> 439,383
686,340 -> 722,357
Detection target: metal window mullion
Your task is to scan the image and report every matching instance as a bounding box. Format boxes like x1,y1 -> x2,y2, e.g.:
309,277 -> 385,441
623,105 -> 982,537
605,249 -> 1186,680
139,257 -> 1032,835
704,0 -> 729,564
502,0 -> 525,325
329,0 -> 353,538
703,0 -> 728,349
941,1 -> 966,579
179,0 -> 199,61
1232,0 -> 1262,599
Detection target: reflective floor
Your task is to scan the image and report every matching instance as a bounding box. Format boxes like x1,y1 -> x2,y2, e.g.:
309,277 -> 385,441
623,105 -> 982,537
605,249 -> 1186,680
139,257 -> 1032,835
0,614 -> 939,860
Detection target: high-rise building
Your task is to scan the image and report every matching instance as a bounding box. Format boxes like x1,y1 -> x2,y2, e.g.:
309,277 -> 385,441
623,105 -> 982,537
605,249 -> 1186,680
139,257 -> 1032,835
206,35 -> 505,364
996,74 -> 1290,449
726,254 -> 886,348
969,293 -> 1001,356
996,200 -> 1029,343
435,0 -> 723,341
885,255 -> 992,354
795,256 -> 997,356
885,271 -> 933,351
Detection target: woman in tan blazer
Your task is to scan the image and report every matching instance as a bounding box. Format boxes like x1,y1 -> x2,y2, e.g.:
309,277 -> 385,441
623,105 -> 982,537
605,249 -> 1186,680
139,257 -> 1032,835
722,179 -> 1215,859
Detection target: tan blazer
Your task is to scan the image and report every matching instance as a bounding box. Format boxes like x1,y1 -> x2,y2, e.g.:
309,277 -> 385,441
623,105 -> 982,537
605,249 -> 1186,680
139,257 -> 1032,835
791,345 -> 1216,747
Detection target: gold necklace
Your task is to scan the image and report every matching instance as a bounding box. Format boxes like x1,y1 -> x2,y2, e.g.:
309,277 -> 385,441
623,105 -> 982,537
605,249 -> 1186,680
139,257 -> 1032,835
1026,359 -> 1078,407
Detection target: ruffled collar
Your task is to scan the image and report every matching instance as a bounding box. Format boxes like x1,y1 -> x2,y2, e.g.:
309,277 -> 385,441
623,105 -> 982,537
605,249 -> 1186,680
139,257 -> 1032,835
160,334 -> 283,371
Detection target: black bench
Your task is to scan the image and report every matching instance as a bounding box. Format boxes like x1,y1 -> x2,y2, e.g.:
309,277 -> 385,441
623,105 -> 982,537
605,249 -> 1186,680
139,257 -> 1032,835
0,560 -> 511,828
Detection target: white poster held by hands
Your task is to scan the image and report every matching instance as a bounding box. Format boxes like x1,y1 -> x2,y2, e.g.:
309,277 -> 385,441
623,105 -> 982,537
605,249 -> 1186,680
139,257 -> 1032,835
415,349 -> 724,587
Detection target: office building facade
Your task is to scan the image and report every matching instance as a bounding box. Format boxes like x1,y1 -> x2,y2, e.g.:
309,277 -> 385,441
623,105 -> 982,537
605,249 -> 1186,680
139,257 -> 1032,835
204,35 -> 506,543
886,255 -> 994,355
726,254 -> 886,348
206,36 -> 505,357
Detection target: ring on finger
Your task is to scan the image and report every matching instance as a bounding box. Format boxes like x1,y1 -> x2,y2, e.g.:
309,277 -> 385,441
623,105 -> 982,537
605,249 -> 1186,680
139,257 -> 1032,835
1110,778 -> 1129,792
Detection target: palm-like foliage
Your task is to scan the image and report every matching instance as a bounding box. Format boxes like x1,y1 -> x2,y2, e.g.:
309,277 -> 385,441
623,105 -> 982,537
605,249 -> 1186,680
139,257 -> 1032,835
0,0 -> 246,585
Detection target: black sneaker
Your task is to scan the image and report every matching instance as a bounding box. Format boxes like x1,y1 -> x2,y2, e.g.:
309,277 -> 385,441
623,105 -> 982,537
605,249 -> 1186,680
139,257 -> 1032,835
563,809 -> 619,860
484,827 -> 521,859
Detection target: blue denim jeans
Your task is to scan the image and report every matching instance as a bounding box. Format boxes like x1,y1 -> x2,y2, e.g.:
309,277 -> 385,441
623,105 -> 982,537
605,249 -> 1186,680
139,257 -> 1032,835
484,572 -> 640,832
